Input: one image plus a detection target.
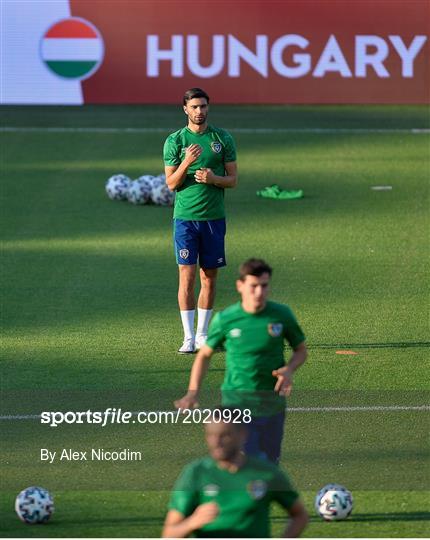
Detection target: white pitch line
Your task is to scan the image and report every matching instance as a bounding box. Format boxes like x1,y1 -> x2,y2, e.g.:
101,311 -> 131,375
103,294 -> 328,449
286,405 -> 430,412
1,127 -> 429,134
0,126 -> 170,134
1,405 -> 429,421
2,414 -> 42,420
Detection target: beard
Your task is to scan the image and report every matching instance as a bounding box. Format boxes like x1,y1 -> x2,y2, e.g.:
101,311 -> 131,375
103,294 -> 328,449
190,114 -> 207,125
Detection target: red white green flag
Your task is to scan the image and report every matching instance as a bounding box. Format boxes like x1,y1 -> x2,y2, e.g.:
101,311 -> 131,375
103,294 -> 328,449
41,17 -> 104,80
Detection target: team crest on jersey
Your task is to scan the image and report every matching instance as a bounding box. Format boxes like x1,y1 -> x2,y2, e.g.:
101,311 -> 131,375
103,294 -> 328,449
230,328 -> 241,338
268,323 -> 283,337
203,484 -> 219,497
247,480 -> 268,500
179,248 -> 189,259
211,141 -> 222,153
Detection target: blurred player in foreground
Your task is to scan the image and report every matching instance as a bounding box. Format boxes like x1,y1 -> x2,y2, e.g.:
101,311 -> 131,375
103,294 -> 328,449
174,258 -> 307,463
164,88 -> 237,354
162,411 -> 308,538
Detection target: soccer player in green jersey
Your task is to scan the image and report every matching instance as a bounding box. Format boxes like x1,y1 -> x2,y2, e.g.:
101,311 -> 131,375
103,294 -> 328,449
174,258 -> 308,463
164,88 -> 237,354
162,411 -> 308,538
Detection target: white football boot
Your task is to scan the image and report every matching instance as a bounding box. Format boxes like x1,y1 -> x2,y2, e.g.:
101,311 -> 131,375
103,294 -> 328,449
178,337 -> 196,354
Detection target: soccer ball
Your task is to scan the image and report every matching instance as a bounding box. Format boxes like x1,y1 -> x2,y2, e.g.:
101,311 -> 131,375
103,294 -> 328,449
315,484 -> 353,521
138,174 -> 156,185
153,173 -> 166,184
151,182 -> 175,206
150,174 -> 166,190
105,174 -> 131,200
149,174 -> 167,194
127,176 -> 153,205
15,486 -> 54,524
151,179 -> 175,206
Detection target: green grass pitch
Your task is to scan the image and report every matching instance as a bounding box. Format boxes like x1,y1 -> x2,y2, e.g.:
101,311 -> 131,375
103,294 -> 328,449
1,104 -> 429,537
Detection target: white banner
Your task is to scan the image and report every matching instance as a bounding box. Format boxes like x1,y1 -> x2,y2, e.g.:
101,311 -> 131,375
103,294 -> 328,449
0,0 -> 82,104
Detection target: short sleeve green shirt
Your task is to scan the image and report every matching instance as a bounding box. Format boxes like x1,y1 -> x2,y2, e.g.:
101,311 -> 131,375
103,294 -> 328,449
163,125 -> 236,221
206,301 -> 305,416
168,456 -> 299,538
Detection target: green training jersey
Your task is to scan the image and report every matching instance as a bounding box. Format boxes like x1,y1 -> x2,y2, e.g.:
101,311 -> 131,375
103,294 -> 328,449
206,301 -> 305,416
163,125 -> 236,221
168,455 -> 299,538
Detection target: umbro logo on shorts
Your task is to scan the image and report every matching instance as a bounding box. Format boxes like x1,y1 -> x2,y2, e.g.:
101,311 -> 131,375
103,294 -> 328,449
179,249 -> 189,259
217,257 -> 224,263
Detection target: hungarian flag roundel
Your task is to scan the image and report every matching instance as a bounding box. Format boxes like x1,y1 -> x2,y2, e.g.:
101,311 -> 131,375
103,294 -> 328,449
41,17 -> 104,80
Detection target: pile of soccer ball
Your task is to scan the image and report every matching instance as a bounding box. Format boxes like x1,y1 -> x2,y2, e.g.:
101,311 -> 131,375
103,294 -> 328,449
105,173 -> 175,207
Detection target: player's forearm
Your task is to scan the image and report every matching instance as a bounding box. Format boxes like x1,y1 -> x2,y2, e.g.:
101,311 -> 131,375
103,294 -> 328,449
187,350 -> 212,396
166,162 -> 192,190
282,510 -> 309,538
286,343 -> 307,374
213,174 -> 237,188
162,516 -> 198,538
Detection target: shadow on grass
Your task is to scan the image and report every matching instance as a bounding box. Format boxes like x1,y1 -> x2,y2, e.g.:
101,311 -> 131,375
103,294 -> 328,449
310,341 -> 430,350
46,516 -> 164,527
18,511 -> 429,531
344,511 -> 430,522
272,511 -> 430,523
1,104 -> 429,129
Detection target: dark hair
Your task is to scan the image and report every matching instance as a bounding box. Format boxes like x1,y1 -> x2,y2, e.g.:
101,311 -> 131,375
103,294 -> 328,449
239,258 -> 273,281
183,88 -> 210,105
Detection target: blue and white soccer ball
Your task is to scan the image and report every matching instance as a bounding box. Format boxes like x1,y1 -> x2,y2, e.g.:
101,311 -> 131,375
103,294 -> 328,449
315,483 -> 353,521
153,173 -> 166,184
15,486 -> 54,524
105,174 -> 131,200
151,181 -> 175,206
150,174 -> 166,191
127,176 -> 153,205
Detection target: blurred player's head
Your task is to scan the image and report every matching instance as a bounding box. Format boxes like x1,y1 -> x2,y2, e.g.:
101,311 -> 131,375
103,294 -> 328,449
237,258 -> 272,313
183,88 -> 209,126
205,410 -> 247,463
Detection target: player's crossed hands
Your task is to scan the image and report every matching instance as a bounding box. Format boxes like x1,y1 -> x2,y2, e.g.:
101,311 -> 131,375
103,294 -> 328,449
195,168 -> 215,184
272,366 -> 293,396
